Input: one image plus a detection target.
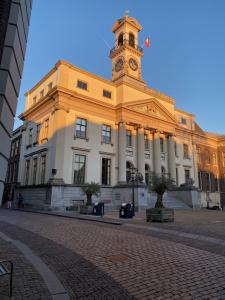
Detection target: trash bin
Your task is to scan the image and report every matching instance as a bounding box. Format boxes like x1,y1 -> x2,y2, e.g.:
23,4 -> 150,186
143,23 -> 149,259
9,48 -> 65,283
119,203 -> 133,218
93,202 -> 104,216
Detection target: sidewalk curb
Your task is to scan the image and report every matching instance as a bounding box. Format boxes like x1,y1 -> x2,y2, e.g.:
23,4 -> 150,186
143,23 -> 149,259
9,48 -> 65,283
12,208 -> 123,226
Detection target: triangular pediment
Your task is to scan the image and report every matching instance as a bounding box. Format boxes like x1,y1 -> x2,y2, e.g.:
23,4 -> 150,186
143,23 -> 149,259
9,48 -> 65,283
123,98 -> 177,124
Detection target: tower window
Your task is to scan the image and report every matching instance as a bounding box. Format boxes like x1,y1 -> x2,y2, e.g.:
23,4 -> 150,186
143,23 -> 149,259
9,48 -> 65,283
118,32 -> 123,47
129,33 -> 135,47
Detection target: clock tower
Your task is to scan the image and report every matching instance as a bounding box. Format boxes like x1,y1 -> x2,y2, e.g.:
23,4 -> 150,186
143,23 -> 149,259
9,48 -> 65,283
109,14 -> 145,86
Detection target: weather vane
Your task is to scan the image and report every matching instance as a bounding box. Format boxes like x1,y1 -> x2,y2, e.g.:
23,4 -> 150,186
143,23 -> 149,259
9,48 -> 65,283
125,9 -> 130,16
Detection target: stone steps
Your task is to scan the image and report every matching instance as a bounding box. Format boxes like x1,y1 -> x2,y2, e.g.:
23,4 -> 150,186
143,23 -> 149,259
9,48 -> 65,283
148,196 -> 191,210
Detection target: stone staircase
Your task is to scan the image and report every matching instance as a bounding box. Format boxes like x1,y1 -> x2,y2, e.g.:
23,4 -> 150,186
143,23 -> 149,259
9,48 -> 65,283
147,195 -> 191,210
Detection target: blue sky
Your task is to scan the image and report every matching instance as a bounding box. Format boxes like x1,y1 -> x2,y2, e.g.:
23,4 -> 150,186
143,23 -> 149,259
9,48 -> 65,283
16,0 -> 225,134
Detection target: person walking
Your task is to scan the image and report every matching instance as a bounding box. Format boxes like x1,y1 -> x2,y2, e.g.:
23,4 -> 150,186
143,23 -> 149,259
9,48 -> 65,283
17,193 -> 23,208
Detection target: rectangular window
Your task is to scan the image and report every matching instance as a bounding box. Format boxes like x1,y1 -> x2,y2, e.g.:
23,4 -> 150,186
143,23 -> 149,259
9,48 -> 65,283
174,141 -> 178,156
14,161 -> 18,182
48,82 -> 53,91
198,171 -> 202,190
176,168 -> 179,186
43,119 -> 49,140
24,160 -> 30,185
102,125 -> 111,144
33,96 -> 37,105
28,128 -> 33,146
40,89 -> 44,98
201,172 -> 210,191
222,152 -> 225,167
75,118 -> 87,139
212,152 -> 217,165
73,154 -> 86,184
184,169 -> 190,184
102,158 -> 111,185
126,130 -> 132,147
36,124 -> 41,144
32,158 -> 37,185
77,80 -> 87,90
103,89 -> 111,99
160,138 -> 164,152
181,117 -> 187,124
183,144 -> 189,158
40,155 -> 46,184
144,134 -> 149,150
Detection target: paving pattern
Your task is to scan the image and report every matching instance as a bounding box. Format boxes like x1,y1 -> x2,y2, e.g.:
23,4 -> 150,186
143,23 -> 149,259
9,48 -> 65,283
1,209 -> 225,299
0,237 -> 51,300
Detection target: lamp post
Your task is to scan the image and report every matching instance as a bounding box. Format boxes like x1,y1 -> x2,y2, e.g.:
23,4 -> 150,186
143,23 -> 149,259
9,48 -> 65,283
129,166 -> 143,217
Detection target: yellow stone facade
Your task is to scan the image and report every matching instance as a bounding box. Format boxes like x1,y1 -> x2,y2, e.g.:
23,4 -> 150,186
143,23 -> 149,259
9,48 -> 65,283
12,15 -> 225,210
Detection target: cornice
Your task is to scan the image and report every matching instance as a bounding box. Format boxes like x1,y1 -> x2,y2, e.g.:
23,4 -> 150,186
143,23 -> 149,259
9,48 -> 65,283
25,66 -> 57,96
175,108 -> 195,118
56,60 -> 115,87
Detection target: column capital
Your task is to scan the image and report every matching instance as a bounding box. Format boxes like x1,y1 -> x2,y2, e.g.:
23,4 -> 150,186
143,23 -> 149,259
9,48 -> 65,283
115,120 -> 126,127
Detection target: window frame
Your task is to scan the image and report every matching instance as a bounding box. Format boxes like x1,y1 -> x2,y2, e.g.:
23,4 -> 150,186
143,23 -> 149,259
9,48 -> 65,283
40,155 -> 46,184
103,89 -> 112,99
160,138 -> 164,153
101,157 -> 111,185
144,134 -> 149,150
75,117 -> 87,139
24,159 -> 30,185
32,157 -> 38,185
101,124 -> 111,144
183,143 -> 189,159
126,130 -> 132,147
77,80 -> 88,91
73,154 -> 86,185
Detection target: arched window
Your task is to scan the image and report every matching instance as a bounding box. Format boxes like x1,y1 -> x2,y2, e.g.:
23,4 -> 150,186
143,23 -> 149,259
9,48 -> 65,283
118,33 -> 123,47
145,164 -> 151,185
129,33 -> 135,47
161,166 -> 166,176
126,161 -> 134,182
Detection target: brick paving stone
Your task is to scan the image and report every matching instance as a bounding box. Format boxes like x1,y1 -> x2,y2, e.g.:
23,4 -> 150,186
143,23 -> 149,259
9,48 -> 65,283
1,210 -> 225,299
0,238 -> 51,300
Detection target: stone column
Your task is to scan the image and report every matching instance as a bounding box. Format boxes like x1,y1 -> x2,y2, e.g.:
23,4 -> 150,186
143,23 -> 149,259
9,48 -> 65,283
118,121 -> 126,184
167,134 -> 176,181
153,131 -> 161,175
137,127 -> 145,178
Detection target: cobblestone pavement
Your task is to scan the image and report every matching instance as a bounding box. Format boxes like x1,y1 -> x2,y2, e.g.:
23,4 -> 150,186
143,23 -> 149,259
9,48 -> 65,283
0,237 -> 51,299
1,209 -> 225,299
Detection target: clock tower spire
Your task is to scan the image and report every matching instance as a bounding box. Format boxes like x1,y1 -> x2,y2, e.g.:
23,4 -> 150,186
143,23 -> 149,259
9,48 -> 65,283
109,15 -> 145,86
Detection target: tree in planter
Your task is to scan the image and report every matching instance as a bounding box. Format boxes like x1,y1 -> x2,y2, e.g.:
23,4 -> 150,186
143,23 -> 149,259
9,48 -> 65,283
81,182 -> 100,206
148,173 -> 174,208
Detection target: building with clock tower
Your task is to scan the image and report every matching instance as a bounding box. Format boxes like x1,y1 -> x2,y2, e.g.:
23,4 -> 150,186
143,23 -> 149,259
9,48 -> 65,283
3,14 -> 225,211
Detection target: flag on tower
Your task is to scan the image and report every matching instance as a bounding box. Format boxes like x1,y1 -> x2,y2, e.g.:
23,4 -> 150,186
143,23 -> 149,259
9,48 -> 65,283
145,37 -> 150,48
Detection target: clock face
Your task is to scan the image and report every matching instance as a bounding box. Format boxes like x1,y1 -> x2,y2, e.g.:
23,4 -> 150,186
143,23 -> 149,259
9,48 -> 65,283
115,58 -> 124,72
129,58 -> 138,71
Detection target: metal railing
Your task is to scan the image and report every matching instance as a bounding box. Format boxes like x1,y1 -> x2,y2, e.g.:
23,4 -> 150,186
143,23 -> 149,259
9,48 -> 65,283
109,39 -> 143,56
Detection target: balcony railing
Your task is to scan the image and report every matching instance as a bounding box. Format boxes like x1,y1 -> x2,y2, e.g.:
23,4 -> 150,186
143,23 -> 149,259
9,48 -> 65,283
109,39 -> 143,56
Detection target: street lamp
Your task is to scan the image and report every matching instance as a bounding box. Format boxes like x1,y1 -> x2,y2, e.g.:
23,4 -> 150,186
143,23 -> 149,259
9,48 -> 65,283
129,166 -> 143,216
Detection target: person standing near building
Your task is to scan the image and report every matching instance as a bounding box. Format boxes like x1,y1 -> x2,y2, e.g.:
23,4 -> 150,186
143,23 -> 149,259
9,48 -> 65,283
8,189 -> 14,209
17,193 -> 23,208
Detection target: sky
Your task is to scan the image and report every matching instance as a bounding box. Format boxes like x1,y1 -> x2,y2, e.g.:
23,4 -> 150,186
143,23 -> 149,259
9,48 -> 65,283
15,0 -> 225,134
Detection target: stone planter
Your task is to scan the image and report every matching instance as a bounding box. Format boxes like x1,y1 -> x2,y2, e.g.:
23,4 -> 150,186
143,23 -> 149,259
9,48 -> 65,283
146,208 -> 174,223
79,204 -> 94,215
